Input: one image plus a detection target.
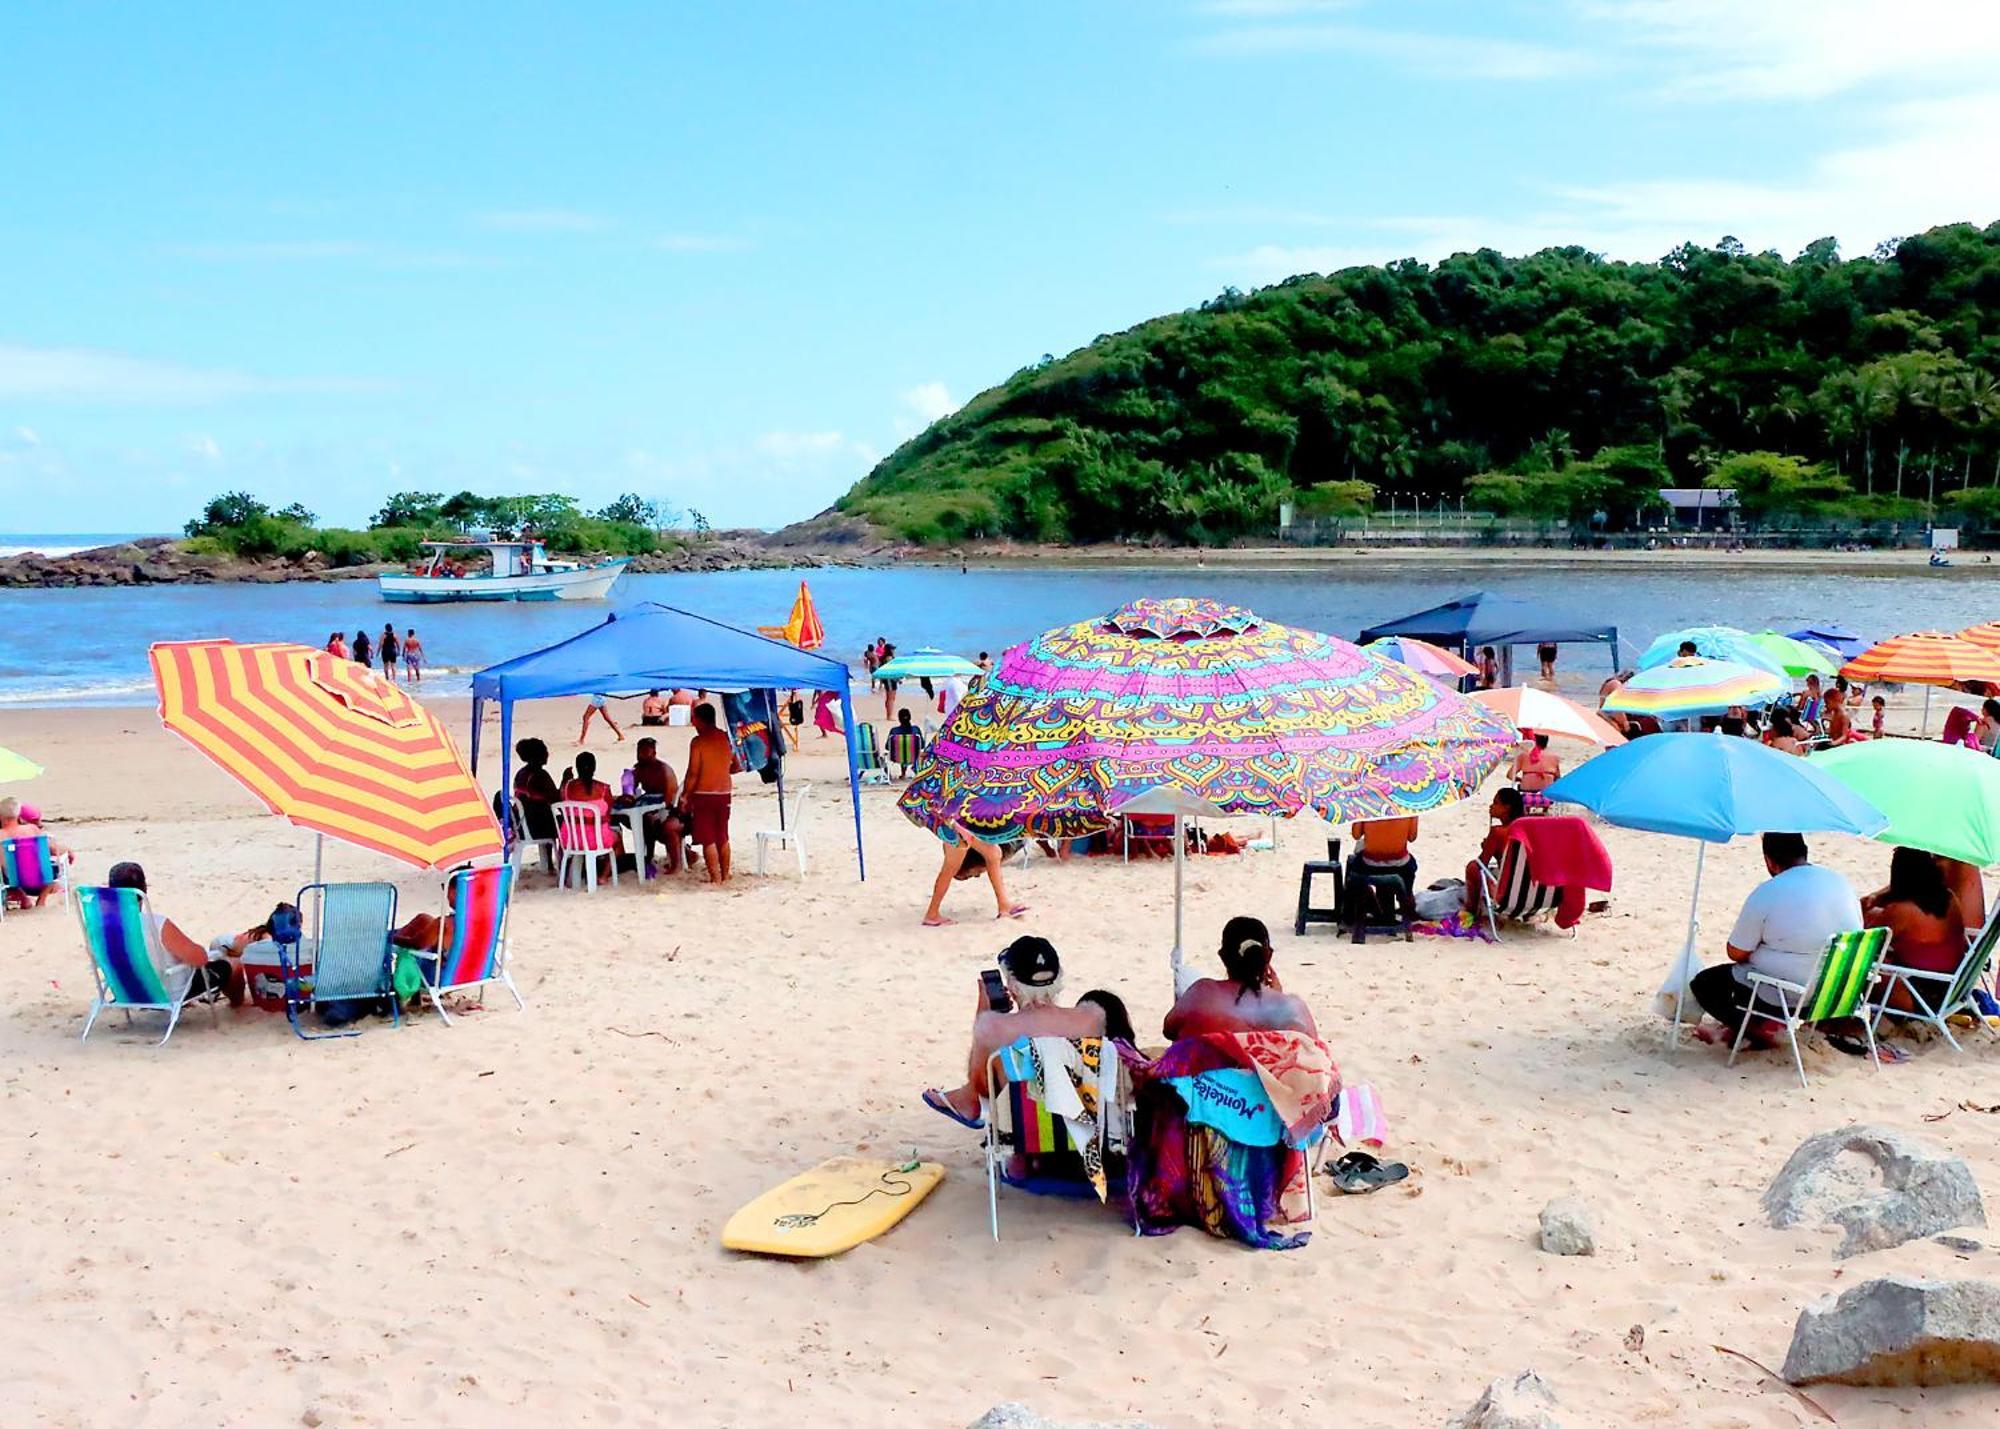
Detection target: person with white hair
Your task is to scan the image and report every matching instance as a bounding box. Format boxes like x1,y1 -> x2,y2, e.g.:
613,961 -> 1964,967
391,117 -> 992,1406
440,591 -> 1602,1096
920,936 -> 1116,1129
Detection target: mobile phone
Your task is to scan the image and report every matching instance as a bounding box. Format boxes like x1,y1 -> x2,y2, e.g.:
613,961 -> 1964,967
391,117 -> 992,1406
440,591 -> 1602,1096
979,968 -> 1010,1011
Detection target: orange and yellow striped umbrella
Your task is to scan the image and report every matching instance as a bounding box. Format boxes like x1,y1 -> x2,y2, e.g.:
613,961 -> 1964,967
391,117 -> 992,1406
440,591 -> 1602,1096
1840,631 -> 2000,689
1958,622 -> 2000,654
150,640 -> 502,869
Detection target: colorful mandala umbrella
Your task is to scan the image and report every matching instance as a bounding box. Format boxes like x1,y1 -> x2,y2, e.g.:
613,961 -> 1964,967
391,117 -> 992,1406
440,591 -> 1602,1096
898,596 -> 1516,842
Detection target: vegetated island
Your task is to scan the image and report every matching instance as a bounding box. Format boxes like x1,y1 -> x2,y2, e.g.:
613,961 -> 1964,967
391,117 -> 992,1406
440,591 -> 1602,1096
0,492 -> 890,589
829,223 -> 2000,548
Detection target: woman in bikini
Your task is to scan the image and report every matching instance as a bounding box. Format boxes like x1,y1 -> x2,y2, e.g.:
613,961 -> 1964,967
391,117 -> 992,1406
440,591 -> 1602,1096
1862,846 -> 1967,1015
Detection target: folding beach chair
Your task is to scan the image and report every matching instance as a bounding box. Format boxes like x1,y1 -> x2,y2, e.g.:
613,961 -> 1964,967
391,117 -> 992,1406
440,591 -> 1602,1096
74,884 -> 223,1045
418,864 -> 523,1024
279,882 -> 397,1040
980,1035 -> 1130,1241
1,834 -> 70,920
885,726 -> 924,777
1729,927 -> 1888,1089
753,781 -> 813,876
1868,904 -> 2000,1053
1477,838 -> 1568,941
553,801 -> 620,891
854,723 -> 892,786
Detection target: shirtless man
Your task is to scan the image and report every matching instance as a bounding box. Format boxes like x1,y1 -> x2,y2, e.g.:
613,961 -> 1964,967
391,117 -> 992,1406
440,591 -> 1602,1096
921,937 -> 1103,1128
1349,814 -> 1419,903
682,703 -> 734,883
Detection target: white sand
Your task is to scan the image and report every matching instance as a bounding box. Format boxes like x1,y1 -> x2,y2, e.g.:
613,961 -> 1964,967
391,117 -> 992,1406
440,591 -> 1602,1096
4,697 -> 1999,1427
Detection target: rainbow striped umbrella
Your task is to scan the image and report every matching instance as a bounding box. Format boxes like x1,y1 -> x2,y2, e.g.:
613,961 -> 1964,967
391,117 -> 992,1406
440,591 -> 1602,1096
1602,657 -> 1786,719
1840,631 -> 2000,689
1362,636 -> 1479,680
150,640 -> 502,870
899,596 -> 1515,842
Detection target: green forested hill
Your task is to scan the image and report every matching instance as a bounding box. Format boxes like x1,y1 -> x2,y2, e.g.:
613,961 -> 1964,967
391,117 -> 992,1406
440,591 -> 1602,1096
835,224 -> 2000,544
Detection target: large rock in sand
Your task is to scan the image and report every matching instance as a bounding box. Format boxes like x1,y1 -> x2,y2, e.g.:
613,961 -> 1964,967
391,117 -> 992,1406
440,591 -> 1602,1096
1783,1277 -> 2000,1386
1537,1198 -> 1595,1257
967,1404 -> 1154,1429
1762,1125 -> 1984,1258
1448,1370 -> 1561,1428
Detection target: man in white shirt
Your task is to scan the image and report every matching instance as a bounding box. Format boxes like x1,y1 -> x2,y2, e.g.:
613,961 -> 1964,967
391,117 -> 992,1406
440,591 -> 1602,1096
1690,833 -> 1860,1041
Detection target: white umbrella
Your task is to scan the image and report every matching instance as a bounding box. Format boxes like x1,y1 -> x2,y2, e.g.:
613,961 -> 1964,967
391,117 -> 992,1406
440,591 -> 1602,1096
1110,786 -> 1235,995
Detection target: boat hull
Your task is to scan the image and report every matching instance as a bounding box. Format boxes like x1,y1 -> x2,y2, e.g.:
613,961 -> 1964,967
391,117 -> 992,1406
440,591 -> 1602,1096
379,560 -> 628,604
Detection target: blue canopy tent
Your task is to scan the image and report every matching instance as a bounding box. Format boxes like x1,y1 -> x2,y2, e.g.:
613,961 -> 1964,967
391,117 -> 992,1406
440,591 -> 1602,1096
1358,590 -> 1620,681
469,602 -> 868,878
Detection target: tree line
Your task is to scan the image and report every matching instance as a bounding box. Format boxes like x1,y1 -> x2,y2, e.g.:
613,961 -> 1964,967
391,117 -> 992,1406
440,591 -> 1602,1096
835,223 -> 2000,543
180,490 -> 705,565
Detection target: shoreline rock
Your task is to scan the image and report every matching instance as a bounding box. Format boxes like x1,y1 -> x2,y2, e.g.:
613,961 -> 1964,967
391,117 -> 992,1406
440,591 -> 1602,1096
1763,1125 -> 1986,1259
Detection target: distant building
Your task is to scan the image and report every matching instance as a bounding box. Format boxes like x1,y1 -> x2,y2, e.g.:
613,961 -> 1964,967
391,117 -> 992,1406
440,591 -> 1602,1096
1658,487 -> 1737,530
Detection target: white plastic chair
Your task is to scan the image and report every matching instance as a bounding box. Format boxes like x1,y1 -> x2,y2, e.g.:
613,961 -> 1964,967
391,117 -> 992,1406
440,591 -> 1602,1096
754,782 -> 813,876
554,801 -> 620,891
509,797 -> 558,877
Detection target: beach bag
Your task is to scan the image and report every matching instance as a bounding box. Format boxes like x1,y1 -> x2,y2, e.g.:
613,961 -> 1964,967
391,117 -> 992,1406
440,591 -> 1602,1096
1414,882 -> 1463,920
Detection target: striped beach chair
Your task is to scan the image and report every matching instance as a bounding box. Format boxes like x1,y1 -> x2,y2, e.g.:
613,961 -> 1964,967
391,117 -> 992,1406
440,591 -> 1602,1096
980,1035 -> 1129,1240
74,884 -> 222,1045
420,864 -> 523,1023
1477,838 -> 1566,941
1,834 -> 69,919
1868,904 -> 2000,1054
281,882 -> 398,1040
884,725 -> 924,775
1730,927 -> 1889,1088
854,722 -> 891,785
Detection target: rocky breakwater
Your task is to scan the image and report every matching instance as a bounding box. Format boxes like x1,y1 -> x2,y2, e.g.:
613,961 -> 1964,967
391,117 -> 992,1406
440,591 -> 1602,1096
0,537 -> 388,588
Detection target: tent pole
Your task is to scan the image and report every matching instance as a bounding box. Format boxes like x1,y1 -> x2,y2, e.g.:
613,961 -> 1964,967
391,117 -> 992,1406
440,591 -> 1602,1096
839,687 -> 866,881
1922,686 -> 1932,736
499,697 -> 515,858
1667,841 -> 1706,1050
469,696 -> 484,774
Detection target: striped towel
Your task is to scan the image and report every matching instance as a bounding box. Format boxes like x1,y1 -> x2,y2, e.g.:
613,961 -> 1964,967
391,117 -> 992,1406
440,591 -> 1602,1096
1333,1082 -> 1386,1147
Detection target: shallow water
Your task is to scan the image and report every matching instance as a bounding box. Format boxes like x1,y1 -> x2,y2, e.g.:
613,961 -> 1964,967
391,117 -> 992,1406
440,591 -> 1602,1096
2,557 -> 1996,706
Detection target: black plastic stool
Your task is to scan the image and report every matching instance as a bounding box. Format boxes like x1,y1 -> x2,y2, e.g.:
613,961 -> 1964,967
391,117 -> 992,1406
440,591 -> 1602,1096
1346,867 -> 1415,944
1294,838 -> 1344,936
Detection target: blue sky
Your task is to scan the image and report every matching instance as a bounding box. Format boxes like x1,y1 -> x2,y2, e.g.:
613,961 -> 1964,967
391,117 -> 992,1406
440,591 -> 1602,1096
4,1 -> 1996,533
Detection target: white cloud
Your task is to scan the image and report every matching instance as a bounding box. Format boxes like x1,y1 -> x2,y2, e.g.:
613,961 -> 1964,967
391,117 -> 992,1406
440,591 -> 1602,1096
1194,22 -> 1590,79
1214,90 -> 2000,284
161,240 -> 500,270
654,233 -> 752,254
13,425 -> 39,446
1581,0 -> 2000,100
0,342 -> 376,404
900,382 -> 957,423
472,209 -> 609,233
188,433 -> 222,462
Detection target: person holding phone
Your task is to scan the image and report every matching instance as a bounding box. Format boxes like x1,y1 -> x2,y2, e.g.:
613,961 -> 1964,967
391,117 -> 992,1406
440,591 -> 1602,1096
921,936 -> 1109,1129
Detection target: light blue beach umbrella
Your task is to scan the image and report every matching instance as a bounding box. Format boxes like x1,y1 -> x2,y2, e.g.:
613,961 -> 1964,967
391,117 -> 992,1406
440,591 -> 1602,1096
1544,734 -> 1887,1044
874,648 -> 983,682
1636,626 -> 1790,678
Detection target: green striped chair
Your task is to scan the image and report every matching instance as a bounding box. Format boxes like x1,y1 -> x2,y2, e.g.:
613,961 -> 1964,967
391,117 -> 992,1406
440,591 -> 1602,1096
1730,927 -> 1889,1088
74,885 -> 223,1045
1868,904 -> 2000,1054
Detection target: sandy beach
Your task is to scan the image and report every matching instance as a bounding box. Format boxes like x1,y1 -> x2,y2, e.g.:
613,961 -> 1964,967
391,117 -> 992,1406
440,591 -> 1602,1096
4,696 -> 1999,1427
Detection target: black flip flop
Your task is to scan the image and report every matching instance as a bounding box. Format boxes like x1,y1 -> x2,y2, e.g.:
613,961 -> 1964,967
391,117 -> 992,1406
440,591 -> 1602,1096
1326,1150 -> 1410,1194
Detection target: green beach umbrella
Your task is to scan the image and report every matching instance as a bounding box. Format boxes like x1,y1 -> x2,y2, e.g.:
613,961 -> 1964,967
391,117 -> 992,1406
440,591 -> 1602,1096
1749,630 -> 1838,679
0,745 -> 43,783
1810,740 -> 2000,867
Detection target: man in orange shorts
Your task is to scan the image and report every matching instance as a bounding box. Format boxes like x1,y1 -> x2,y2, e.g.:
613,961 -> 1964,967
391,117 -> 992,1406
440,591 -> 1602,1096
682,703 -> 735,883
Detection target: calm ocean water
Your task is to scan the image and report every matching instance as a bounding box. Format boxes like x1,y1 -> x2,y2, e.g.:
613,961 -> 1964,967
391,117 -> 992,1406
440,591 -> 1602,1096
1,552 -> 1996,707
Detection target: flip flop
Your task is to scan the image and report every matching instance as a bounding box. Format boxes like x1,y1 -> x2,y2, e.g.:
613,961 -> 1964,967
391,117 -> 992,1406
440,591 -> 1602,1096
1826,1033 -> 1908,1063
1000,904 -> 1031,920
922,1088 -> 984,1129
1326,1151 -> 1410,1194
921,916 -> 956,928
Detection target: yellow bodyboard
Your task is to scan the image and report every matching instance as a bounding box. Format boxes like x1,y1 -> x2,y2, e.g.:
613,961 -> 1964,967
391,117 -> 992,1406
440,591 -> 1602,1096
721,1156 -> 945,1258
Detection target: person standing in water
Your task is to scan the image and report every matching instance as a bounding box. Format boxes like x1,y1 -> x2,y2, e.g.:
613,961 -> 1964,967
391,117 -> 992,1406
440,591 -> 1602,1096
402,628 -> 423,684
378,625 -> 400,684
352,628 -> 372,670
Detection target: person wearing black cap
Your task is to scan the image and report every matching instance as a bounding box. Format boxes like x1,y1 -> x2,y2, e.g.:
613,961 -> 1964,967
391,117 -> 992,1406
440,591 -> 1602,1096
920,936 -> 1107,1129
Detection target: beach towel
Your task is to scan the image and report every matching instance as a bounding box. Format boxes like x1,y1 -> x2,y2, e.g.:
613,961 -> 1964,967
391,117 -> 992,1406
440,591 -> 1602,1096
1125,1031 -> 1339,1249
1333,1083 -> 1387,1147
1505,816 -> 1613,930
997,1035 -> 1117,1201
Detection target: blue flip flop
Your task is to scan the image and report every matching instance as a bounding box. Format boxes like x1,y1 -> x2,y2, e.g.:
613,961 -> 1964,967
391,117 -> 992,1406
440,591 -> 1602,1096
922,1088 -> 984,1130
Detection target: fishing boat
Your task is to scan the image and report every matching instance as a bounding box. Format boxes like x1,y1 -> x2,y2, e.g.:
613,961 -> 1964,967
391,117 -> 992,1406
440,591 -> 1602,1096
378,540 -> 628,604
